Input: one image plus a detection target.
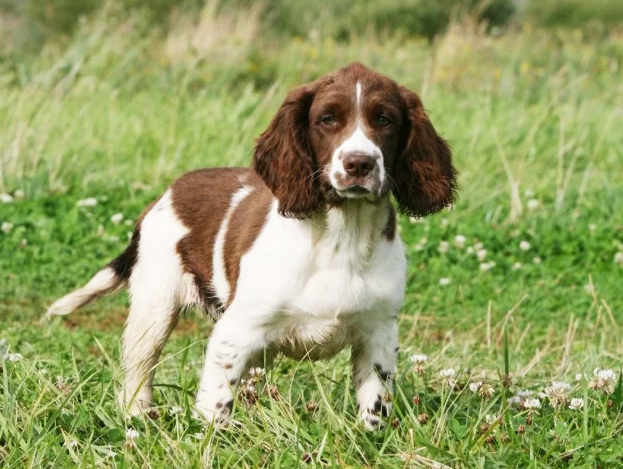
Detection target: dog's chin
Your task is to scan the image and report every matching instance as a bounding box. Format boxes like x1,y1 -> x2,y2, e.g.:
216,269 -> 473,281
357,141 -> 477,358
336,185 -> 371,199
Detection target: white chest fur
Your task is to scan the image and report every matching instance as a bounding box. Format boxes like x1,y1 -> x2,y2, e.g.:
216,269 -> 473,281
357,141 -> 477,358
230,200 -> 406,360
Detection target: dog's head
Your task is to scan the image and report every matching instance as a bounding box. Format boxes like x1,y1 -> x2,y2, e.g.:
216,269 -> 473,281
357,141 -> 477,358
253,62 -> 458,219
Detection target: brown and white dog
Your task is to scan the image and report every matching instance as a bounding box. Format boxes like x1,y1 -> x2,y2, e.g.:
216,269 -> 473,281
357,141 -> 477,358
46,63 -> 457,430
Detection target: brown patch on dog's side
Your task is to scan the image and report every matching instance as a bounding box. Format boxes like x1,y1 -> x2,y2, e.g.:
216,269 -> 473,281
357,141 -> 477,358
172,168 -> 252,313
223,172 -> 273,306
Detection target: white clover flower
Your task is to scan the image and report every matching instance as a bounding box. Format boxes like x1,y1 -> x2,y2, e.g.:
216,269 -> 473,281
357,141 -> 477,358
440,219 -> 449,228
439,368 -> 457,387
509,389 -> 534,408
588,368 -> 618,395
474,242 -> 484,251
532,256 -> 541,264
479,261 -> 496,272
524,189 -> 535,198
6,352 -> 23,362
14,189 -> 25,200
523,398 -> 541,411
569,398 -> 584,411
126,429 -> 140,439
249,367 -> 265,378
469,382 -> 482,393
168,406 -> 183,416
519,241 -> 531,251
469,381 -> 494,398
526,199 -> 539,211
454,235 -> 466,249
589,224 -> 597,233
476,249 -> 487,261
517,389 -> 534,398
542,382 -> 571,409
77,197 -> 98,207
485,414 -> 497,425
511,262 -> 523,270
410,354 -> 428,364
478,383 -> 494,399
466,246 -> 474,254
65,439 -> 79,449
439,277 -> 451,286
413,237 -> 428,251
0,193 -> 13,203
508,395 -> 522,407
614,252 -> 623,265
1,222 -> 13,234
438,241 -> 450,253
110,213 -> 124,225
410,354 -> 428,374
20,238 -> 27,247
575,373 -> 586,382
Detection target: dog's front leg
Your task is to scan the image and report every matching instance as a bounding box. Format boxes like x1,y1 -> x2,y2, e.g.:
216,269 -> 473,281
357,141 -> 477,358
195,312 -> 265,426
352,319 -> 398,430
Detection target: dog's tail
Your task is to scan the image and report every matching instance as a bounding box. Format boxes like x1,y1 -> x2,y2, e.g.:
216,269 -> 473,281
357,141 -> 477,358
45,237 -> 138,319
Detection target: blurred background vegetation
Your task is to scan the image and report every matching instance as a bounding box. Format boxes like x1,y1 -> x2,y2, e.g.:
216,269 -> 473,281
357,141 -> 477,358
1,0 -> 622,59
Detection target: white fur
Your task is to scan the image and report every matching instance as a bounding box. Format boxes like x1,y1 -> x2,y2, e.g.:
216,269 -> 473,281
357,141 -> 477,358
329,127 -> 385,195
211,186 -> 254,305
46,267 -> 121,318
121,190 -> 197,415
195,198 -> 405,427
356,81 -> 362,106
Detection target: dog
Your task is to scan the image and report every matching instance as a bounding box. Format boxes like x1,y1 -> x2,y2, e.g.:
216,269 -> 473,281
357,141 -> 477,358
46,62 -> 457,430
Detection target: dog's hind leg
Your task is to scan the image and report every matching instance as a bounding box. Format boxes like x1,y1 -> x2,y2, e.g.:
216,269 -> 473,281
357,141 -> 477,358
120,275 -> 182,417
119,189 -> 194,417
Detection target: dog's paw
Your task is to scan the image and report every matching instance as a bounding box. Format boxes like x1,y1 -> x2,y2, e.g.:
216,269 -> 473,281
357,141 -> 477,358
195,399 -> 233,428
358,394 -> 392,431
360,410 -> 387,431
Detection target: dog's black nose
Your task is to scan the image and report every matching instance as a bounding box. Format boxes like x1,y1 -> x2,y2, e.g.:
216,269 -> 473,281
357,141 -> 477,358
342,153 -> 375,177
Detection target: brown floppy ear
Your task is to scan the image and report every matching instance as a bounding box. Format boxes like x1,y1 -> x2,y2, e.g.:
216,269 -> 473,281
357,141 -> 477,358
392,87 -> 458,217
253,85 -> 321,219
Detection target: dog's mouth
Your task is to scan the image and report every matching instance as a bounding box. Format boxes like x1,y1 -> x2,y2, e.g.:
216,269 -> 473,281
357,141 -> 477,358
343,185 -> 369,194
335,184 -> 373,199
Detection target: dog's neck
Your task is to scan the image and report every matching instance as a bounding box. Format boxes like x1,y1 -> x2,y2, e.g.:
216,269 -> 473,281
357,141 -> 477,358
309,197 -> 393,265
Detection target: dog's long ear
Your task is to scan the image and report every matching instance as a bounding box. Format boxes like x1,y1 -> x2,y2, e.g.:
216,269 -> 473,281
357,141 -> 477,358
392,87 -> 457,217
253,84 -> 321,219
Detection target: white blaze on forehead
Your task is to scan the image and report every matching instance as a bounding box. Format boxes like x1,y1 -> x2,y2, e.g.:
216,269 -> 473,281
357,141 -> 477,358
356,81 -> 362,107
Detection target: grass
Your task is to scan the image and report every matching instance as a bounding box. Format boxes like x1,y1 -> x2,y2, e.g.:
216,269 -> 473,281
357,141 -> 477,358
2,8 -> 623,468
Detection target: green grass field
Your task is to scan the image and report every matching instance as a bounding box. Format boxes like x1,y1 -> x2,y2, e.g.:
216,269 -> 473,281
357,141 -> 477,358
2,8 -> 623,468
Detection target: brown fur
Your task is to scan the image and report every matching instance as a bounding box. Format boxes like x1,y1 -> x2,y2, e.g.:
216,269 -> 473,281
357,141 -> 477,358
391,87 -> 458,217
172,168 -> 254,312
253,85 -> 322,219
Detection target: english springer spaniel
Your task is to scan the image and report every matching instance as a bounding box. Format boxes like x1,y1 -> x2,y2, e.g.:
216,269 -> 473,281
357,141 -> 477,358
47,63 -> 457,430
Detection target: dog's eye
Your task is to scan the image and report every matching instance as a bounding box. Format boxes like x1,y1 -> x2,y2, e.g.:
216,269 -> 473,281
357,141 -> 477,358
377,115 -> 390,127
321,115 -> 337,126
